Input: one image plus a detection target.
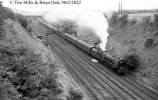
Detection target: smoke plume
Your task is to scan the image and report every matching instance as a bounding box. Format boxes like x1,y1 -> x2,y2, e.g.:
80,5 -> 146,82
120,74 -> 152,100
43,10 -> 109,51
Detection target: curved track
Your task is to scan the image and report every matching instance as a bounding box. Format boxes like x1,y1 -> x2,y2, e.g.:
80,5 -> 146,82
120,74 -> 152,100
41,32 -> 158,100
37,19 -> 158,100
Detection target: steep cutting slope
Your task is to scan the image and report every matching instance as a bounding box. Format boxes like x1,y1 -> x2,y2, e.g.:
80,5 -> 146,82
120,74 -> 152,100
0,17 -> 89,99
106,15 -> 158,90
3,19 -> 50,62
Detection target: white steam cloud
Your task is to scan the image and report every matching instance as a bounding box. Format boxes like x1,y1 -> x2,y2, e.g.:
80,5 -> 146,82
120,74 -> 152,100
43,10 -> 109,51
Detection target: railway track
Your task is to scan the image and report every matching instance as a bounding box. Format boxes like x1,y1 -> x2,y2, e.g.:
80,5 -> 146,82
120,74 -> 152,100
62,39 -> 158,100
56,35 -> 158,100
36,20 -> 158,100
41,32 -> 158,100
49,35 -> 138,100
48,35 -> 115,100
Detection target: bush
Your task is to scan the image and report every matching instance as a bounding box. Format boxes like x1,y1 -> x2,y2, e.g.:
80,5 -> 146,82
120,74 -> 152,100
131,19 -> 137,26
144,38 -> 154,48
119,14 -> 128,26
10,29 -> 17,35
0,26 -> 5,39
58,20 -> 77,37
109,11 -> 118,26
5,8 -> 16,20
27,26 -> 32,33
0,2 -> 16,39
0,18 -> 5,39
0,2 -> 15,20
27,26 -> 33,36
154,14 -> 158,26
123,54 -> 139,71
17,15 -> 28,29
67,87 -> 83,100
142,16 -> 151,25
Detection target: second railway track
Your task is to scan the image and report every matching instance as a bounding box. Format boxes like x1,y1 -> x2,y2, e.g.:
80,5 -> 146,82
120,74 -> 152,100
39,24 -> 158,100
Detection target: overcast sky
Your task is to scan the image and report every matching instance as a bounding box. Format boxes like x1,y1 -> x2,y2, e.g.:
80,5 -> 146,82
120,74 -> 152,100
1,0 -> 158,14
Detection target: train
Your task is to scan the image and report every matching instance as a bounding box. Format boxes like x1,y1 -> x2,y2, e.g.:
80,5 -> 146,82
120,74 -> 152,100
47,30 -> 127,75
41,20 -> 127,74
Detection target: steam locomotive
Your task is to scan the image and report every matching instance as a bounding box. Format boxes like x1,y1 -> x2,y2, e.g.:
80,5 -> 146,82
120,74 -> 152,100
47,30 -> 127,75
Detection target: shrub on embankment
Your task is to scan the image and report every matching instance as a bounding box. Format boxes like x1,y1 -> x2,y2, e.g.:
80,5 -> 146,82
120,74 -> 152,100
0,42 -> 62,99
0,2 -> 16,39
16,14 -> 28,29
119,14 -> 128,27
109,11 -> 119,26
123,54 -> 140,72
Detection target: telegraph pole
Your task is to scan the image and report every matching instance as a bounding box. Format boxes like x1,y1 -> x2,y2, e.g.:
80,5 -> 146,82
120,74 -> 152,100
121,2 -> 123,17
118,2 -> 123,17
118,2 -> 120,14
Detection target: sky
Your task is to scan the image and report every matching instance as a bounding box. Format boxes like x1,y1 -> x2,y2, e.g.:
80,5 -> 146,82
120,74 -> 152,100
1,0 -> 158,14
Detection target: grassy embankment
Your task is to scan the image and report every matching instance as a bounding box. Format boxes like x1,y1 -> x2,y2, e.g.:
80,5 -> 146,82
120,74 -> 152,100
107,11 -> 158,90
0,3 -> 83,100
